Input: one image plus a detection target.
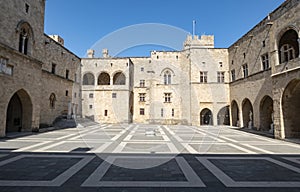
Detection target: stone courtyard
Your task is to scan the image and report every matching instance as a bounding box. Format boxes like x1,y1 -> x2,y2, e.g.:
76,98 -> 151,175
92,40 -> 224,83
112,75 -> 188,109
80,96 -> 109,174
0,119 -> 300,191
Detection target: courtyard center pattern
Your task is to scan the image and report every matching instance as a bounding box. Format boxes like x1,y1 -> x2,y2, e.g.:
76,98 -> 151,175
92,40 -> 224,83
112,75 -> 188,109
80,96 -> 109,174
0,120 -> 299,191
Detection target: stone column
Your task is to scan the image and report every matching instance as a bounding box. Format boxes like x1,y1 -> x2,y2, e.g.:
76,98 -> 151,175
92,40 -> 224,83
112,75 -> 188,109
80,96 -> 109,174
298,38 -> 300,58
67,101 -> 72,119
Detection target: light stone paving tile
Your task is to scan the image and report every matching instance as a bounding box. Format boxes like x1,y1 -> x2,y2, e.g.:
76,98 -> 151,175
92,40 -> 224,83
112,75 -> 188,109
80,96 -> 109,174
197,156 -> 300,187
189,143 -> 255,154
13,141 -> 54,152
82,156 -> 205,187
40,141 -> 104,153
113,142 -> 173,154
93,142 -> 113,153
0,154 -> 94,187
248,144 -> 300,154
0,141 -> 41,150
242,144 -> 274,154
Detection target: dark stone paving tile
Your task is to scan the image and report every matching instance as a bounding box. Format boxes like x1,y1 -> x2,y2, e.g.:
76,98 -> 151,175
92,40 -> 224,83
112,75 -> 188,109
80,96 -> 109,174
101,159 -> 186,181
210,159 -> 300,182
0,157 -> 80,181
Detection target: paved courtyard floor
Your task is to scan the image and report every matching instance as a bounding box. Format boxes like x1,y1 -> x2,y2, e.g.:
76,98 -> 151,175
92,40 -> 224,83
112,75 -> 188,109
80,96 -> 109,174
0,120 -> 300,191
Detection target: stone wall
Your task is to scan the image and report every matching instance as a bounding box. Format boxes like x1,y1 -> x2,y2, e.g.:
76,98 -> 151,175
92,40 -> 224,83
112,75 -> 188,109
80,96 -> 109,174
0,0 -> 81,136
228,0 -> 300,139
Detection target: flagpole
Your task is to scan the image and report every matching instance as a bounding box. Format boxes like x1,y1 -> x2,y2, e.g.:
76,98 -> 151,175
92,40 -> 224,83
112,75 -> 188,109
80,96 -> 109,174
193,20 -> 196,37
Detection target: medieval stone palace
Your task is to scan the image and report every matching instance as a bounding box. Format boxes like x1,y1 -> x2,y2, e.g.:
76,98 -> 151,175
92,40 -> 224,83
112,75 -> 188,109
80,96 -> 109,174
0,0 -> 299,140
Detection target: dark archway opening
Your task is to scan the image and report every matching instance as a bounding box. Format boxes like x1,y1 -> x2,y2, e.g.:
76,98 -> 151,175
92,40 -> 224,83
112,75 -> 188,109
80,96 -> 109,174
242,99 -> 253,128
231,100 -> 239,127
113,72 -> 126,85
259,96 -> 273,131
98,72 -> 110,85
217,106 -> 230,125
83,73 -> 95,85
200,108 -> 213,125
6,89 -> 32,133
282,80 -> 300,138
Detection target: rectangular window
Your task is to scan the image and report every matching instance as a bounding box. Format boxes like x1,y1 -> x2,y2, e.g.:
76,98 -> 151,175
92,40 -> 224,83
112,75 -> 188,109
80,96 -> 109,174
242,64 -> 248,78
66,69 -> 69,79
164,93 -> 171,103
140,80 -> 145,87
140,108 -> 145,115
89,93 -> 94,98
161,108 -> 164,117
262,40 -> 266,47
172,108 -> 174,117
74,92 -> 77,98
200,71 -> 208,83
104,110 -> 108,116
217,71 -> 225,83
89,105 -> 93,109
141,67 -> 144,72
261,53 -> 270,71
25,3 -> 29,13
231,70 -> 236,82
51,63 -> 56,74
112,93 -> 117,98
0,57 -> 13,75
139,93 -> 146,102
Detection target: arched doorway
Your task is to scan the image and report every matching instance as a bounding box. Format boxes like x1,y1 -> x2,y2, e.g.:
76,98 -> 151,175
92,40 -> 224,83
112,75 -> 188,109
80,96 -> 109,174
259,96 -> 273,131
242,98 -> 253,128
200,108 -> 213,125
217,106 -> 230,125
282,80 -> 300,138
6,89 -> 32,133
231,100 -> 239,127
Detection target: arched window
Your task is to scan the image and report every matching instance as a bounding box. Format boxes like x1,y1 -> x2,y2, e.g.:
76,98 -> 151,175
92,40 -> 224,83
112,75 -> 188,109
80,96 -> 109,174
279,29 -> 299,63
164,70 -> 172,85
98,72 -> 110,85
113,72 -> 126,85
83,73 -> 95,85
16,21 -> 34,55
49,93 -> 56,109
19,28 -> 29,55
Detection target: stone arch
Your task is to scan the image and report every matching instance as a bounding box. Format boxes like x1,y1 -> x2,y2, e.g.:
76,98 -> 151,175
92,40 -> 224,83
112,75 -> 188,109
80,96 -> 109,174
113,72 -> 126,85
282,79 -> 300,138
82,72 -> 95,85
16,20 -> 34,55
217,106 -> 230,125
231,100 -> 239,127
278,28 -> 299,63
242,98 -> 253,128
98,72 -> 110,85
6,89 -> 32,133
259,95 -> 273,131
200,108 -> 213,125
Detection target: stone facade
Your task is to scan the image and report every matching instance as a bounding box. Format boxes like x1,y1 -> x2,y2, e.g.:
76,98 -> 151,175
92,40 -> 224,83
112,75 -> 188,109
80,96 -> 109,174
0,0 -> 81,136
82,35 -> 230,126
1,0 -> 299,141
81,56 -> 133,124
228,0 -> 300,139
81,0 -> 300,140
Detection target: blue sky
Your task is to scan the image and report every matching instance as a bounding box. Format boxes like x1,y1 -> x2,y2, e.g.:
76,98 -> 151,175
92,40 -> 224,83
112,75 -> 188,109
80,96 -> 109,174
45,0 -> 285,57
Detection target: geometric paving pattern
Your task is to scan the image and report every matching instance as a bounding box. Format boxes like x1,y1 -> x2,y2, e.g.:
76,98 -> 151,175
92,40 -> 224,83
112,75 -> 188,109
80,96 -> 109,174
0,121 -> 300,191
